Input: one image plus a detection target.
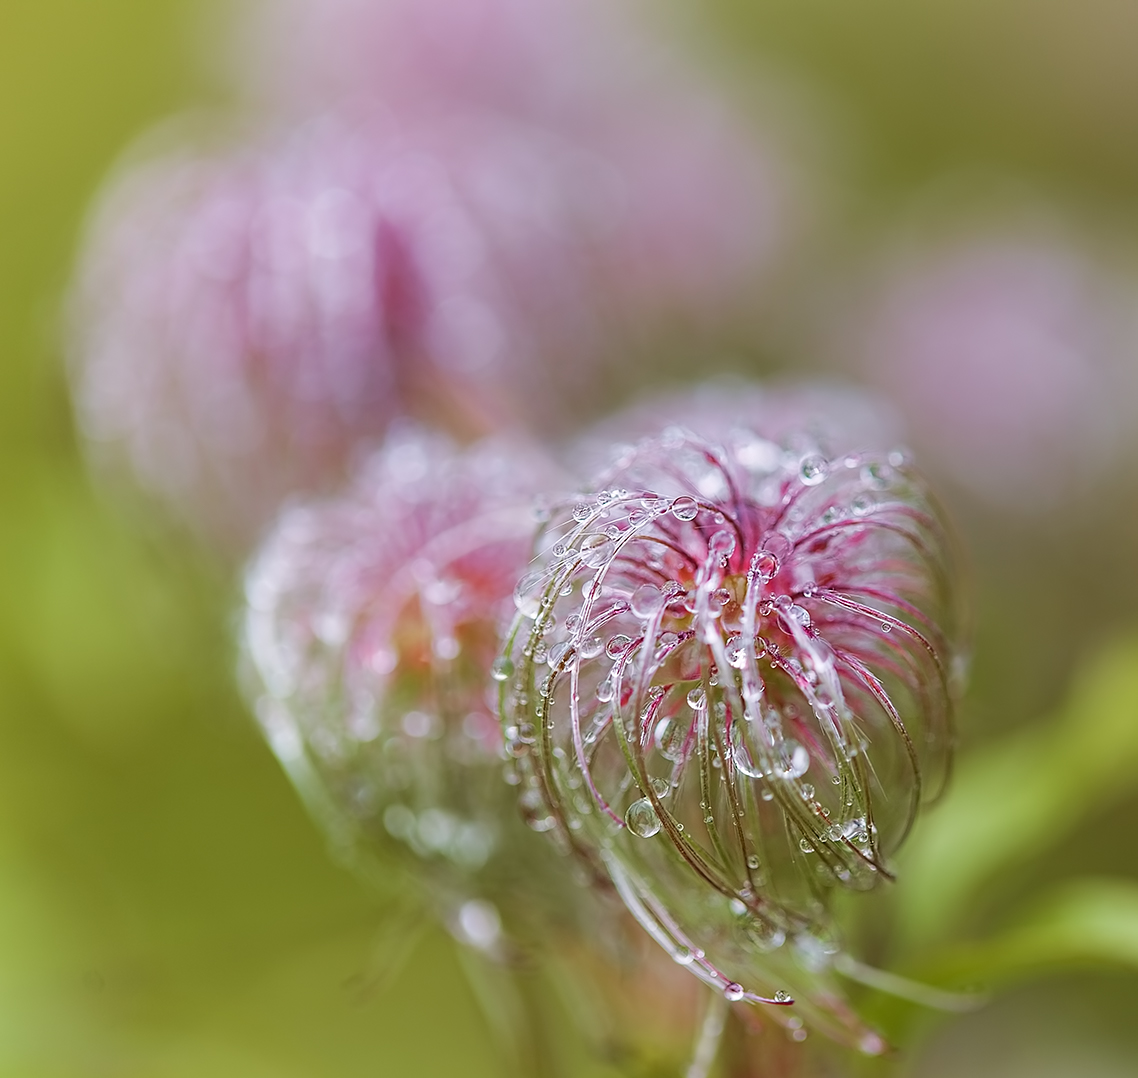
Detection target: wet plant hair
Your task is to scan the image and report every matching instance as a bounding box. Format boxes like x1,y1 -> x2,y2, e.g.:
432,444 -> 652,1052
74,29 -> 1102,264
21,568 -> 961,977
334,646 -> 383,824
497,406 -> 962,1049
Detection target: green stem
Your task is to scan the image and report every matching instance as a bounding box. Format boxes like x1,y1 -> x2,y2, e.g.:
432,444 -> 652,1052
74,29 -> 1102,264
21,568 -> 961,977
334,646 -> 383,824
686,989 -> 730,1078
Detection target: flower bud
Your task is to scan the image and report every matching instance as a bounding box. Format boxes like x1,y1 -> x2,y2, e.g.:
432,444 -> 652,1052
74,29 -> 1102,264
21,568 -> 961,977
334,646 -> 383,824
497,391 -> 961,1048
243,428 -> 579,942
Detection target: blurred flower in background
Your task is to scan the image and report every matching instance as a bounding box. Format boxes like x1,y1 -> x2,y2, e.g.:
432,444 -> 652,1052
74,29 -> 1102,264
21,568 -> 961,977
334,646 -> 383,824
69,0 -> 791,554
826,208 -> 1138,512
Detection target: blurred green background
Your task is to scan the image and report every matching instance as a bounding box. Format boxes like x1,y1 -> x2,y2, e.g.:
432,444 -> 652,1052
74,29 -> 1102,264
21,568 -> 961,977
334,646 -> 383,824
4,1 -> 1138,1074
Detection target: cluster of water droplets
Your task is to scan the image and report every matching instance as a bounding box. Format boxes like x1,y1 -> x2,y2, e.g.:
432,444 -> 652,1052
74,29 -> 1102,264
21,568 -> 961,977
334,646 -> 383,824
497,422 -> 958,1049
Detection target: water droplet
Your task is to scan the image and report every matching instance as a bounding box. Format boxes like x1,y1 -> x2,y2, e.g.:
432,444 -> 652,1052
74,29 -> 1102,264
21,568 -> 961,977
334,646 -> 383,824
579,635 -> 604,659
564,613 -> 581,634
772,741 -> 810,780
572,502 -> 592,522
783,604 -> 811,629
799,838 -> 815,854
580,533 -> 616,569
547,641 -> 573,667
724,982 -> 745,1002
774,990 -> 792,1004
673,947 -> 694,966
655,717 -> 687,761
743,918 -> 785,952
538,675 -> 554,698
491,657 -> 514,682
708,530 -> 736,560
605,634 -> 632,659
630,584 -> 665,618
595,677 -> 615,703
862,462 -> 891,490
746,854 -> 760,870
625,798 -> 662,838
799,455 -> 828,486
725,635 -> 747,668
880,620 -> 892,632
732,741 -> 763,778
651,777 -> 670,797
513,573 -> 544,618
671,496 -> 699,521
686,686 -> 707,711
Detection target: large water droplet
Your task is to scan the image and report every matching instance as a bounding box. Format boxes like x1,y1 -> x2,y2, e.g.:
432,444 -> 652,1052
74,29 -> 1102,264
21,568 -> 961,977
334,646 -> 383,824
625,798 -> 662,838
686,686 -> 707,711
671,496 -> 699,521
579,635 -> 604,659
605,634 -> 632,659
655,717 -> 686,760
547,641 -> 573,667
799,455 -> 828,486
580,533 -> 616,569
491,657 -> 514,682
724,634 -> 747,668
733,741 -> 763,778
708,530 -> 736,560
772,741 -> 810,780
630,584 -> 665,618
723,982 -> 746,1002
513,573 -> 544,618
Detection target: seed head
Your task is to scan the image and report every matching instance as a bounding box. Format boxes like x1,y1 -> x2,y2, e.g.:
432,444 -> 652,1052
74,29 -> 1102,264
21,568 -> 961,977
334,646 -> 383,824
243,428 -> 577,940
498,397 -> 961,1048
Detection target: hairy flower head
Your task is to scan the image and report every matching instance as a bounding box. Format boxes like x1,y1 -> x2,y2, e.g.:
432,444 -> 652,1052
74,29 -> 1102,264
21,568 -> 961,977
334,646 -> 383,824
243,427 -> 578,944
498,389 -> 961,1048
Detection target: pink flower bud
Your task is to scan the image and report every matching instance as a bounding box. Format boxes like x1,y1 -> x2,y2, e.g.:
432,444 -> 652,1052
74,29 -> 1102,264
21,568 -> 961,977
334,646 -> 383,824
838,224 -> 1138,511
242,428 -> 577,938
69,110 -> 609,550
498,389 -> 962,1049
236,0 -> 793,338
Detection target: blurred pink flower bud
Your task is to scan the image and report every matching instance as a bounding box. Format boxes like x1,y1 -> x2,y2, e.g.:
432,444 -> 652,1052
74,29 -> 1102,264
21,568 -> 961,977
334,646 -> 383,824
69,109 -> 619,550
236,0 -> 793,332
838,225 -> 1138,510
498,387 -> 962,1050
243,428 -> 580,940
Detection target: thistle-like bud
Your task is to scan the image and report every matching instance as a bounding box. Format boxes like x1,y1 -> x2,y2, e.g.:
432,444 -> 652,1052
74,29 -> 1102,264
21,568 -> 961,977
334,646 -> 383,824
498,390 -> 961,1049
243,427 -> 580,946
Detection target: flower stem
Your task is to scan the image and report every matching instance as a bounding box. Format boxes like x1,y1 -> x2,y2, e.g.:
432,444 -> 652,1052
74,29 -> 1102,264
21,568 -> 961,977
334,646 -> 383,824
687,989 -> 730,1078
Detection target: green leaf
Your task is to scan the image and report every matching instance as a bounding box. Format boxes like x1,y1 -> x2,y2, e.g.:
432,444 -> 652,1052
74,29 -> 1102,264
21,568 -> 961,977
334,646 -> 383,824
920,878 -> 1138,987
894,635 -> 1138,947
